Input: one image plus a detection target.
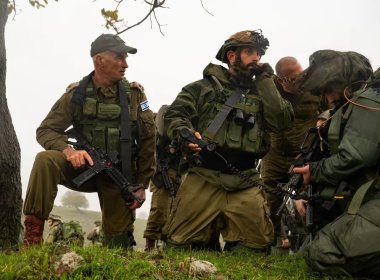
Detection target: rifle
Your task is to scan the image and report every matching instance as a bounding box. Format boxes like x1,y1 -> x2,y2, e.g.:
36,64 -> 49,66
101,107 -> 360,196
65,127 -> 143,204
152,157 -> 178,197
276,127 -> 328,216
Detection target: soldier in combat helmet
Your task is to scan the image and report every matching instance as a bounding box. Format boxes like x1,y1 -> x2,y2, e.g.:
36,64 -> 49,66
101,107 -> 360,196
163,30 -> 294,253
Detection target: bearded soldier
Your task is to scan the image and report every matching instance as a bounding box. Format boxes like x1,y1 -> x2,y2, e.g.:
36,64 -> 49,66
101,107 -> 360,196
163,30 -> 294,253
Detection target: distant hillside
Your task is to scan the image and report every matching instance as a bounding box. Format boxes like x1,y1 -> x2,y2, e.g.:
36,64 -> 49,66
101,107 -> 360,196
24,205 -> 147,249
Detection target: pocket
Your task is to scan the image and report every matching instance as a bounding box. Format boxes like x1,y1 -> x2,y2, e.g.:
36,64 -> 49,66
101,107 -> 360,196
97,103 -> 121,120
83,97 -> 97,117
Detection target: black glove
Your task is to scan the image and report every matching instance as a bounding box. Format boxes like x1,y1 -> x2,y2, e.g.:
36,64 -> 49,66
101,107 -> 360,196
253,63 -> 274,77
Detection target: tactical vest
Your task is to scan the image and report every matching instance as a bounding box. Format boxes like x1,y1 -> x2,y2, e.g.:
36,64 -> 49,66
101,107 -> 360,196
71,75 -> 138,158
200,77 -> 267,157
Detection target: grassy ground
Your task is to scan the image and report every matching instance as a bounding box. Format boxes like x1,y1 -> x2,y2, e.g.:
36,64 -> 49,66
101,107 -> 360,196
12,206 -> 353,279
0,244 -> 352,280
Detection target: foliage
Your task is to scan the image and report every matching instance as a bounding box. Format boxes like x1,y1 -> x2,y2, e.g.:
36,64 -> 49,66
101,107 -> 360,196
0,244 -> 353,279
60,191 -> 89,210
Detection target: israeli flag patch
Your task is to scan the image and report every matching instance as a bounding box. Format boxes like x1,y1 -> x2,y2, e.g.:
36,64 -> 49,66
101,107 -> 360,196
140,100 -> 150,111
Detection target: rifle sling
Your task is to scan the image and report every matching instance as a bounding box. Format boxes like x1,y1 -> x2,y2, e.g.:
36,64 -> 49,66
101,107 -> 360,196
118,81 -> 132,181
202,76 -> 244,140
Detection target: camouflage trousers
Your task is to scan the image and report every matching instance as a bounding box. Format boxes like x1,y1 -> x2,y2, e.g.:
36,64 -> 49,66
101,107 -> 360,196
163,169 -> 274,250
23,150 -> 135,236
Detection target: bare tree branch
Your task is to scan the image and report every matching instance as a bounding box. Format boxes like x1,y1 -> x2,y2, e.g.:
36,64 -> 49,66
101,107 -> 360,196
200,0 -> 214,16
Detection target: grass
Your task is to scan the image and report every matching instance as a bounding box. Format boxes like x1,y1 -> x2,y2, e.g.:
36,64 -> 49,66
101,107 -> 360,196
0,244 -> 353,280
10,206 -> 352,279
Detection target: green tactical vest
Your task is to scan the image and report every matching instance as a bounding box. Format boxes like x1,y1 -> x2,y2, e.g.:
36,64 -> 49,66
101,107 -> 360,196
199,77 -> 267,157
71,75 -> 138,158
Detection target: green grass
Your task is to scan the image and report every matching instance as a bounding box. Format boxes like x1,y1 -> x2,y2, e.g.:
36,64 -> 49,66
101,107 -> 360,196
12,206 -> 351,279
0,245 -> 352,280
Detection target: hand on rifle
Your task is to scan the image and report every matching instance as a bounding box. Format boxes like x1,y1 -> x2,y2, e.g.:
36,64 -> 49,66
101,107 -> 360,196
293,164 -> 311,185
63,146 -> 93,169
295,199 -> 308,217
128,187 -> 146,210
188,131 -> 202,152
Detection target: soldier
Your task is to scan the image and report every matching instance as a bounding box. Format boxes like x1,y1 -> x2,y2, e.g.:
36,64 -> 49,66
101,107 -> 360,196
143,105 -> 180,251
260,56 -> 327,253
45,214 -> 62,244
22,34 -> 155,249
293,50 -> 379,277
87,220 -> 104,246
163,30 -> 294,253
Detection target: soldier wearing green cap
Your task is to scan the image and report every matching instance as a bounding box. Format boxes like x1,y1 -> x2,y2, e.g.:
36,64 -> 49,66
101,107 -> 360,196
22,33 -> 155,249
292,50 -> 380,277
162,30 -> 294,253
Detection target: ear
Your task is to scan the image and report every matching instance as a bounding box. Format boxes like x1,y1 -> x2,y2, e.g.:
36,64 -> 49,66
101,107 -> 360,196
226,50 -> 236,64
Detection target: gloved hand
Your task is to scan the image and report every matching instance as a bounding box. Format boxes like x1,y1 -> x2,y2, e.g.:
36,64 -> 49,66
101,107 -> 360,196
253,63 -> 274,77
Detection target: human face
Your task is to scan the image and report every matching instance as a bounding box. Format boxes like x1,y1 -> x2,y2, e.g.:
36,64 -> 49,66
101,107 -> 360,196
97,51 -> 128,84
278,63 -> 303,94
47,219 -> 53,227
228,47 -> 261,79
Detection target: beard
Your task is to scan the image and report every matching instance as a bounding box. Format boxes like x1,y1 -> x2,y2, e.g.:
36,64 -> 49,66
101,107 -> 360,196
231,57 -> 257,80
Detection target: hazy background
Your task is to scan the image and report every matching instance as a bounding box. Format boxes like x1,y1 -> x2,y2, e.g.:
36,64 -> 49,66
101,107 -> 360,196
5,0 -> 380,217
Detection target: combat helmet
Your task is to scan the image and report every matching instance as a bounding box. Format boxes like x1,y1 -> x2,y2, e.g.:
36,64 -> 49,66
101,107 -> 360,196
216,30 -> 269,63
48,214 -> 61,222
296,50 -> 373,95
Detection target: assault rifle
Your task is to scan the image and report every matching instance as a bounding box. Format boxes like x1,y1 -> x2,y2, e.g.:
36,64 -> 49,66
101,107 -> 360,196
154,157 -> 177,197
65,127 -> 143,204
276,127 -> 328,217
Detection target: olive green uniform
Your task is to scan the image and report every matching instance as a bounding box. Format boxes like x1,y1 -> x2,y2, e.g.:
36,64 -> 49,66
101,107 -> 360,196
144,105 -> 181,242
23,76 -> 155,244
143,176 -> 174,241
163,63 -> 294,250
295,51 -> 379,277
45,221 -> 61,244
261,90 -> 323,240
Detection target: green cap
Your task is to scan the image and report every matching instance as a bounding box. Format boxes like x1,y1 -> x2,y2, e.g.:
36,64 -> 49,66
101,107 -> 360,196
90,34 -> 137,57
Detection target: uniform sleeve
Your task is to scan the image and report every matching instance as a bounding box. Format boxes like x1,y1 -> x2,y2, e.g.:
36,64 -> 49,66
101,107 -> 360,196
255,76 -> 294,133
310,97 -> 380,186
164,84 -> 200,140
36,89 -> 79,151
132,84 -> 156,187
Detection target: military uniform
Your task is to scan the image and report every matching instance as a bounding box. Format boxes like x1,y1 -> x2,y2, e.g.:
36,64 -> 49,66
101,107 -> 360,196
45,215 -> 62,244
261,89 -> 324,244
87,220 -> 104,246
163,31 -> 294,251
143,105 -> 182,250
23,76 -> 155,247
296,51 -> 380,277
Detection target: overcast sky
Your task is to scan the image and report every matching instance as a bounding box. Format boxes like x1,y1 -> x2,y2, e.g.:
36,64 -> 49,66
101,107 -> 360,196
5,0 -> 380,216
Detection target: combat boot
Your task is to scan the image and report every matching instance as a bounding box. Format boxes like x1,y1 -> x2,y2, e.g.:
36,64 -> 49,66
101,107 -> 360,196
23,215 -> 44,248
144,238 -> 156,252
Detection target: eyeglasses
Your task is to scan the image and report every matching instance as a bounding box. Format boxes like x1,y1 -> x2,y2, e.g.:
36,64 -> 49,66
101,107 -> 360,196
275,75 -> 296,85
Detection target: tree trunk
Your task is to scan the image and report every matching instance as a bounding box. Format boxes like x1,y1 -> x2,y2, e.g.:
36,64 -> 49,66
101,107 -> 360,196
0,1 -> 23,251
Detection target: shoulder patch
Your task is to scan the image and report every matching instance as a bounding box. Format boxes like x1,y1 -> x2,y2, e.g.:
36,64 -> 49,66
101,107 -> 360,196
65,82 -> 79,93
130,81 -> 145,93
